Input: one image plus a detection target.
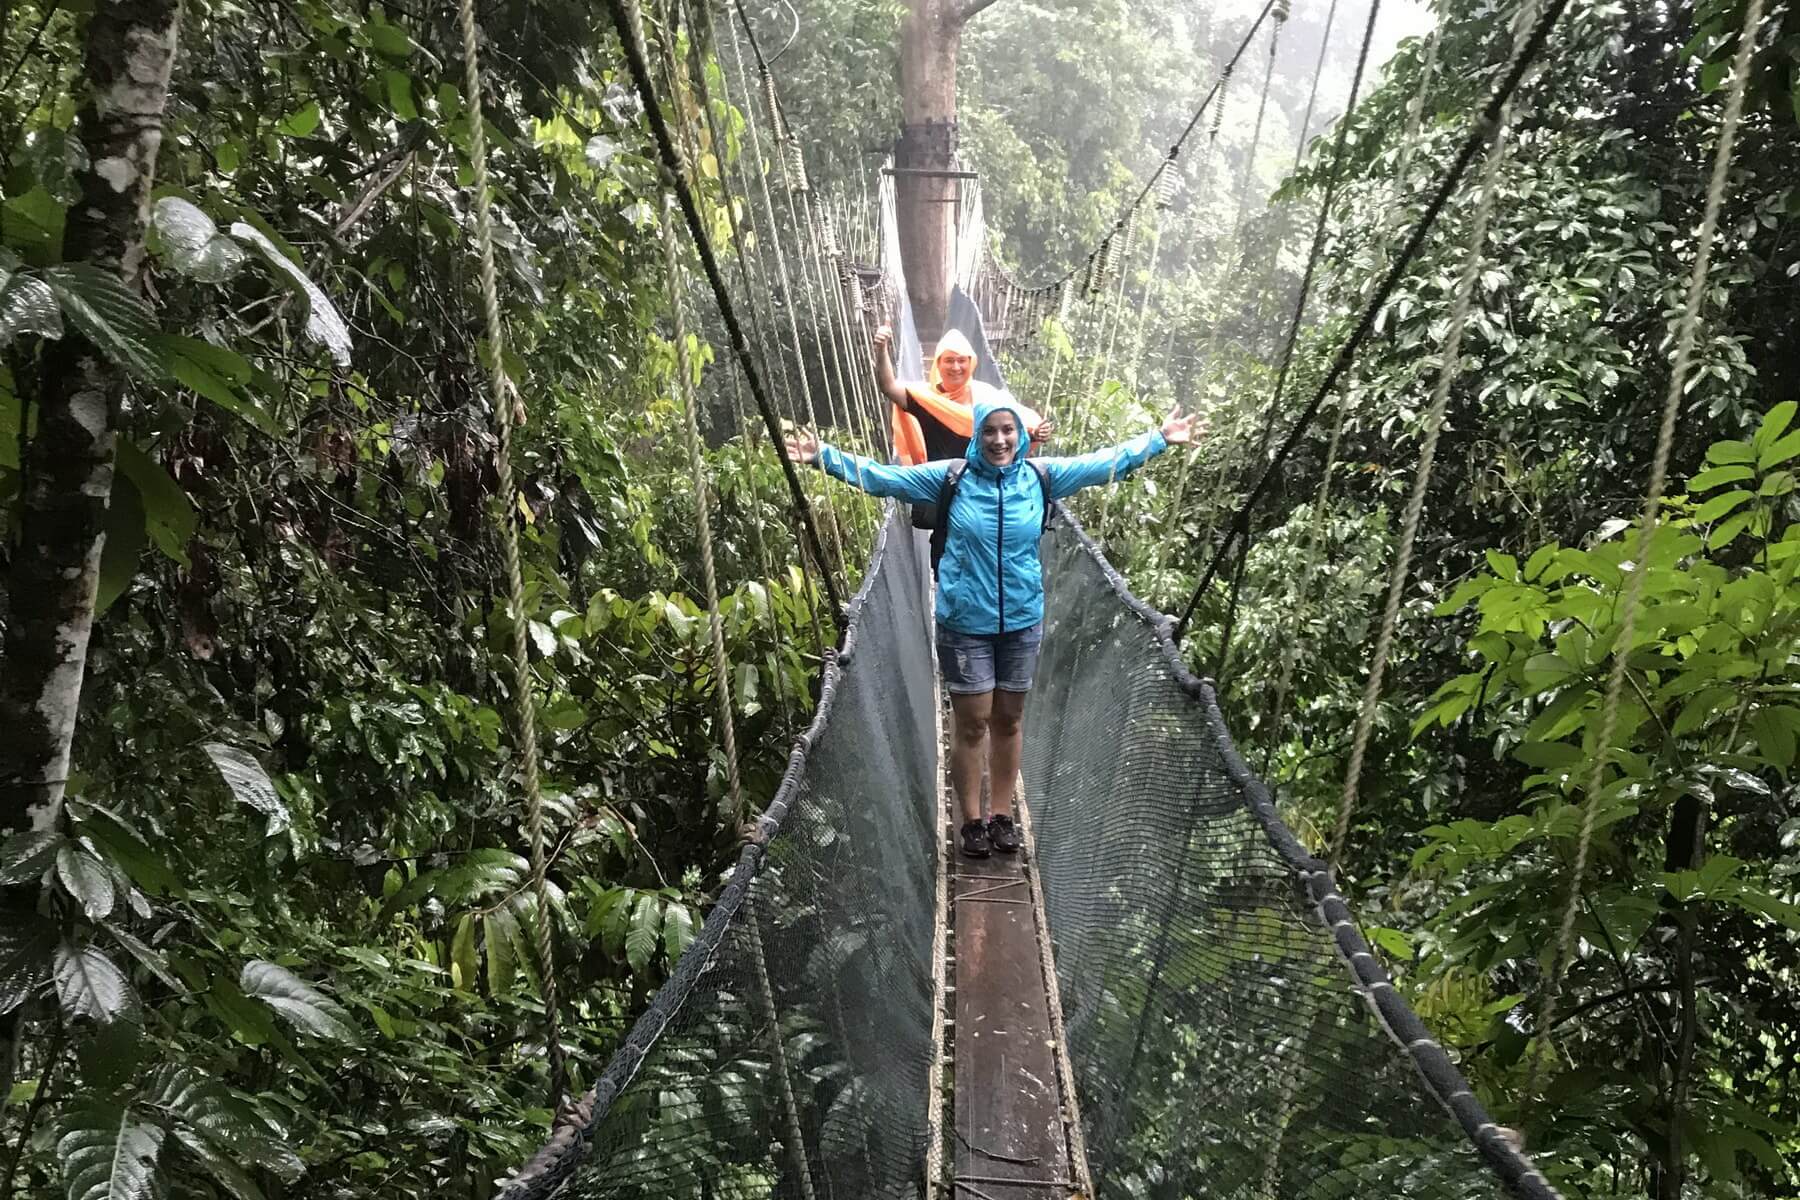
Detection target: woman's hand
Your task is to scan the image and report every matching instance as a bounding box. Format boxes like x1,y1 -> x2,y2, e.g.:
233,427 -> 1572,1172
873,324 -> 893,355
1161,405 -> 1202,446
782,429 -> 821,464
1033,418 -> 1055,449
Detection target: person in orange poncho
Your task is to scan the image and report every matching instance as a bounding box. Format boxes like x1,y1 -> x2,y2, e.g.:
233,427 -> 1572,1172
873,326 -> 1051,465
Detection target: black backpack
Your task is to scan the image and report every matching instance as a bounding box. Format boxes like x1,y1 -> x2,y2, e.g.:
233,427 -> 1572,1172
928,459 -> 1057,577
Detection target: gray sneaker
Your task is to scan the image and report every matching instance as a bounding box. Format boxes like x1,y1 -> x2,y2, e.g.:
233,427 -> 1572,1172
987,813 -> 1021,854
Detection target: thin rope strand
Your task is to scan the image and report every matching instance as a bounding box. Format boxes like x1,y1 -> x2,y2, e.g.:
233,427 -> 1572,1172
454,0 -> 566,1104
1525,0 -> 1765,1099
1330,0 -> 1540,863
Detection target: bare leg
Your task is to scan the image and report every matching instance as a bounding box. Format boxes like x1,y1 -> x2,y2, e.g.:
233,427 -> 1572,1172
949,690 -> 993,825
988,689 -> 1026,819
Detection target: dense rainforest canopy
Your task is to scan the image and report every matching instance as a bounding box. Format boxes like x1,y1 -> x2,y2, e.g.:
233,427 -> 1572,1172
1,0 -> 1797,1197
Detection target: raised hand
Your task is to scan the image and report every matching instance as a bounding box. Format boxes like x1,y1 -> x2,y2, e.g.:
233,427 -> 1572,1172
1161,405 -> 1202,446
873,324 -> 893,355
782,429 -> 821,464
1034,417 -> 1055,449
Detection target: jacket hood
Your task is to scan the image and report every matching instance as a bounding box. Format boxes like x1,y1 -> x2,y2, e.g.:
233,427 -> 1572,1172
967,395 -> 1033,471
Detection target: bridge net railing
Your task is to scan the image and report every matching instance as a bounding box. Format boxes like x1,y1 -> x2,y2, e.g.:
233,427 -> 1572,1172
499,505 -> 1559,1200
1026,514 -> 1558,1200
499,507 -> 941,1200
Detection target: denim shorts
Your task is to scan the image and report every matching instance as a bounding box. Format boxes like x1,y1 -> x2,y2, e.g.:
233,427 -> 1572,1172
936,623 -> 1044,695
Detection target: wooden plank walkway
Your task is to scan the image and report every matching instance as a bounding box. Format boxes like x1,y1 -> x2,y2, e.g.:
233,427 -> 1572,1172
943,759 -> 1088,1198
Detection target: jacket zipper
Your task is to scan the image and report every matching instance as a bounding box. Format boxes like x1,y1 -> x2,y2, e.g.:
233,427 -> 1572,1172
995,472 -> 1006,634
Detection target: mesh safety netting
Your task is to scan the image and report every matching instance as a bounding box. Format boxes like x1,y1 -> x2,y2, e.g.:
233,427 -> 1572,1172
498,506 -> 1559,1200
500,507 -> 942,1200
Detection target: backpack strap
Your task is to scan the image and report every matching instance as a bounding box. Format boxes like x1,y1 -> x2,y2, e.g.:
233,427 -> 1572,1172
1031,460 -> 1059,530
928,462 -> 968,576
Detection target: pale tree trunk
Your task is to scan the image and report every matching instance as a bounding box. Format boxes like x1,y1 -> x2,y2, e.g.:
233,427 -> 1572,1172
0,0 -> 183,1114
0,1 -> 183,828
894,0 -> 1001,348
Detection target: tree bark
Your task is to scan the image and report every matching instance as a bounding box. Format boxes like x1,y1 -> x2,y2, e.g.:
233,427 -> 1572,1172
895,0 -> 970,348
1658,791 -> 1708,1200
0,0 -> 183,834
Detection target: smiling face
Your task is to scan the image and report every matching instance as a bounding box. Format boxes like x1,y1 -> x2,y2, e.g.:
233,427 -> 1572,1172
936,351 -> 972,391
979,410 -> 1020,467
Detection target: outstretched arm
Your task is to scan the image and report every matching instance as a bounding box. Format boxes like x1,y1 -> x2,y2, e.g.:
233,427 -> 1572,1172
872,325 -> 911,410
1040,406 -> 1200,499
782,429 -> 948,503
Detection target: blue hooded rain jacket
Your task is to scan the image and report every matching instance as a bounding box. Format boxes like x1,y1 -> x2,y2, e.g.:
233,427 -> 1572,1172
815,396 -> 1168,636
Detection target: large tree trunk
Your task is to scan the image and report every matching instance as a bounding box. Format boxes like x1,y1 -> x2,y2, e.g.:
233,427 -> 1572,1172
0,0 -> 184,830
895,0 -> 959,347
895,0 -> 998,347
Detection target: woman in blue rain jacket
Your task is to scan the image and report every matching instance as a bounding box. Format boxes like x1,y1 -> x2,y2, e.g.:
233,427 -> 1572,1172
783,396 -> 1197,860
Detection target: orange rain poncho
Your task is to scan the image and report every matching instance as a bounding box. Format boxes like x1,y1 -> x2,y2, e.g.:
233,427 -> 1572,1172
891,329 -> 1044,465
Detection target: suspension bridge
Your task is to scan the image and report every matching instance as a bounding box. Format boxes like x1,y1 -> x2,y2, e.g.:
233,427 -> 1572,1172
427,0 -> 1771,1194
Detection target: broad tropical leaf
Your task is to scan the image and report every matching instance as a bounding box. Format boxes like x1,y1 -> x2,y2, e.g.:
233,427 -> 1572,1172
56,845 -> 116,921
54,941 -> 134,1023
0,829 -> 65,885
228,223 -> 352,364
0,911 -> 55,1014
0,263 -> 61,345
203,744 -> 290,835
38,264 -> 165,382
150,197 -> 248,283
239,960 -> 359,1043
626,892 -> 662,973
55,1103 -> 164,1200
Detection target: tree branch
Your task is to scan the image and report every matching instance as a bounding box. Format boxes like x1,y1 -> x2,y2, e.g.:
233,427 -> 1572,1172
957,0 -> 1003,22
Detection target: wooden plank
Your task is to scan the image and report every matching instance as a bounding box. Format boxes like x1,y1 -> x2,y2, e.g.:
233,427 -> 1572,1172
951,827 -> 1075,1199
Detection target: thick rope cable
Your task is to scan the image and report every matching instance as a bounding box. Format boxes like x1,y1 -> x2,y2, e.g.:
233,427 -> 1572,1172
1525,0 -> 1765,1099
604,0 -> 845,625
1171,0 -> 1571,644
1329,0 -> 1541,864
453,0 -> 567,1104
660,194 -> 821,1200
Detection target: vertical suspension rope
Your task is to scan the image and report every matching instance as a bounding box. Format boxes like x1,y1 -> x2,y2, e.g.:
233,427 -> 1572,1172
453,0 -> 566,1104
1329,0 -> 1542,863
1525,0 -> 1765,1098
659,195 -> 821,1200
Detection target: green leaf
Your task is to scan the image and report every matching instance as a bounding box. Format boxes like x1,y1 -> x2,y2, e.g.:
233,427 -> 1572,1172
54,941 -> 134,1023
204,973 -> 278,1045
1364,926 -> 1412,961
450,912 -> 477,992
1688,463 -> 1754,493
486,905 -> 519,994
71,800 -> 178,895
55,1103 -> 164,1200
1749,706 -> 1798,772
626,893 -> 662,973
1512,740 -> 1583,769
663,901 -> 696,964
1692,488 -> 1752,523
0,911 -> 56,1014
171,1129 -> 267,1200
112,440 -> 196,564
228,223 -> 352,365
148,1064 -> 304,1187
0,264 -> 62,346
1754,401 -> 1796,450
365,18 -> 413,58
104,926 -> 183,992
38,265 -> 166,382
1706,439 -> 1756,465
149,197 -> 248,283
1758,430 -> 1800,471
240,960 -> 359,1043
157,335 -> 277,435
1484,550 -> 1520,579
277,101 -> 322,137
382,70 -> 419,121
203,743 -> 290,836
0,829 -> 66,885
96,473 -> 146,616
57,845 -> 116,921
